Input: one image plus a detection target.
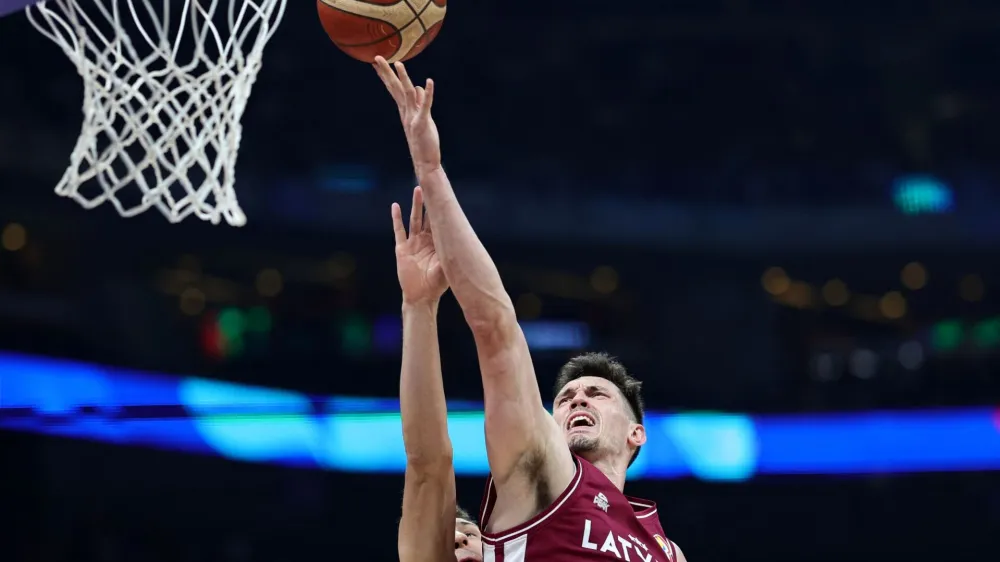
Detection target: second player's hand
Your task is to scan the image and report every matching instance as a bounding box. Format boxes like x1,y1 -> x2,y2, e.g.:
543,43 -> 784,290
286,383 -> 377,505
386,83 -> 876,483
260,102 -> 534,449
373,56 -> 441,175
392,186 -> 447,306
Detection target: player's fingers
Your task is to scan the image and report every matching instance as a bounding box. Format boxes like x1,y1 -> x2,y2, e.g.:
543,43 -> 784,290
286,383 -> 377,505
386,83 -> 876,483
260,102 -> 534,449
391,202 -> 407,246
373,57 -> 405,104
375,56 -> 397,78
409,187 -> 424,235
372,57 -> 393,85
394,61 -> 414,89
421,78 -> 435,117
414,86 -> 426,110
373,66 -> 397,100
395,62 -> 418,107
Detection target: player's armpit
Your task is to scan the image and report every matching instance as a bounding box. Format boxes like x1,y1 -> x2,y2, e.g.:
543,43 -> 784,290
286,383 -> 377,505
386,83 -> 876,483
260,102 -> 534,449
475,312 -> 575,492
398,464 -> 456,562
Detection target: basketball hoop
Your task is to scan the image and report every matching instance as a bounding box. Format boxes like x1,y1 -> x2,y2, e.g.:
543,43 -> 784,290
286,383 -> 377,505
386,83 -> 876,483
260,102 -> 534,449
26,0 -> 288,226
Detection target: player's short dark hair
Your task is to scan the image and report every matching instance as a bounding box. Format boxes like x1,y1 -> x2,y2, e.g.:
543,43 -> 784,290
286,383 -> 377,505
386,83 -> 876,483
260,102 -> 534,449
553,352 -> 645,466
455,506 -> 475,524
398,505 -> 477,530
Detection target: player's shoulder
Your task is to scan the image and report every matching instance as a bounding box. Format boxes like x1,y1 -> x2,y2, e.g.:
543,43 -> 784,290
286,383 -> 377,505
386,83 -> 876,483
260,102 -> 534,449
624,494 -> 659,520
624,494 -> 684,562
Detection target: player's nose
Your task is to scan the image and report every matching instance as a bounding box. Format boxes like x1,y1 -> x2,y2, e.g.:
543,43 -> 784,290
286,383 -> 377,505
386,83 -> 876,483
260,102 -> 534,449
570,396 -> 589,409
455,531 -> 469,550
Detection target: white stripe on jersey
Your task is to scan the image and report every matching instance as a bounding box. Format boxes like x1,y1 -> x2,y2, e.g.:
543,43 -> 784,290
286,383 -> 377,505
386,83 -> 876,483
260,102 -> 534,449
483,535 -> 528,562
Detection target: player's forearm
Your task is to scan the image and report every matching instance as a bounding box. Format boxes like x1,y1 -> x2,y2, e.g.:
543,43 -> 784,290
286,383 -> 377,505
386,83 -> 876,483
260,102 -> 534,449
398,309 -> 457,559
417,166 -> 516,329
400,301 -> 453,468
398,467 -> 456,562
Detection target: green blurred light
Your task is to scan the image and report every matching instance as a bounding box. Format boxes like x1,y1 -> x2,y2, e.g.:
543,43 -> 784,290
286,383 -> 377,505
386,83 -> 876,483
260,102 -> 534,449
246,306 -> 273,332
218,307 -> 246,339
226,334 -> 246,357
931,319 -> 963,351
341,315 -> 371,354
972,318 -> 1000,348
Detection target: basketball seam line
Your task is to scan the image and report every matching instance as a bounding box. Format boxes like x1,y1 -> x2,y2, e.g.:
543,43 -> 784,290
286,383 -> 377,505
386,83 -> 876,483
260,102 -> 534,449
326,1 -> 434,48
401,0 -> 427,33
412,0 -> 435,34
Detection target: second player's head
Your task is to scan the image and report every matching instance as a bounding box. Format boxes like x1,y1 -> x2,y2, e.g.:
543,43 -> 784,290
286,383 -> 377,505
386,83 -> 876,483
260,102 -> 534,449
552,352 -> 646,469
454,506 -> 483,562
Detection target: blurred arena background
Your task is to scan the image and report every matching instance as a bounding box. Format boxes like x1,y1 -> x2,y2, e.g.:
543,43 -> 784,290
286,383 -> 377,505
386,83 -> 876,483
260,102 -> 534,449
2,0 -> 1000,561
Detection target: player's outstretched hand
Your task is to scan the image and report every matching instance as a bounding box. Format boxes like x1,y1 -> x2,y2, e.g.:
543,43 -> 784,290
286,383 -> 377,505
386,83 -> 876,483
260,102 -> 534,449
392,186 -> 447,305
373,56 -> 441,175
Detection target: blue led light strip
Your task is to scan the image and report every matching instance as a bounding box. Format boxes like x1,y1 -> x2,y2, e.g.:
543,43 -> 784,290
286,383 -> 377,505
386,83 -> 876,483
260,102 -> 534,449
2,352 -> 999,481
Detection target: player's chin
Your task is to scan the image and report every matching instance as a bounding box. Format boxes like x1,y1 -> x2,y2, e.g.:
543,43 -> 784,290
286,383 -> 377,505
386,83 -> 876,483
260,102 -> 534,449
566,433 -> 599,452
454,550 -> 482,562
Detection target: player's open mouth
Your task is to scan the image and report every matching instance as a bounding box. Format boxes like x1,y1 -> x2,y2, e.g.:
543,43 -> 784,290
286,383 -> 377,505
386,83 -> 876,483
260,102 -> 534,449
566,412 -> 597,431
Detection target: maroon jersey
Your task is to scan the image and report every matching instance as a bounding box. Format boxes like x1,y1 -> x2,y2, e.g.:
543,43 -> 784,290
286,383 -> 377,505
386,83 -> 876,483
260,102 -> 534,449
479,455 -> 677,562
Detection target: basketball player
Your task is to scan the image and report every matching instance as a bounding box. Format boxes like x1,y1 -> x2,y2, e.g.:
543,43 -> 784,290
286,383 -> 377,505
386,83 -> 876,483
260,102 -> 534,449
375,58 -> 687,562
393,186 -> 483,562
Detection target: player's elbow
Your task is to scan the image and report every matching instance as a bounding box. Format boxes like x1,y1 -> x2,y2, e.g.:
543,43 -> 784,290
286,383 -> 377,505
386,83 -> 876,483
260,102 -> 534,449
464,302 -> 519,347
404,444 -> 455,473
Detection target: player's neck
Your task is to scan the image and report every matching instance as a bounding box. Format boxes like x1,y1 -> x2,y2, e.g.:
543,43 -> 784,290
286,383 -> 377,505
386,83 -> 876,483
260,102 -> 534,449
591,457 -> 627,491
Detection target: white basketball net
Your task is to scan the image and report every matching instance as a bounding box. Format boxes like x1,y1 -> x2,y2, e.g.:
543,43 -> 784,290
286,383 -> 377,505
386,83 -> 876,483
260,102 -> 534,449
26,0 -> 288,226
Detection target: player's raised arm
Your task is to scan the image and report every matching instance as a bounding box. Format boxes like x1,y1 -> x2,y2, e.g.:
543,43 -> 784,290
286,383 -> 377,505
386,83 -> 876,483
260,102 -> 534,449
373,58 -> 574,495
393,187 -> 456,562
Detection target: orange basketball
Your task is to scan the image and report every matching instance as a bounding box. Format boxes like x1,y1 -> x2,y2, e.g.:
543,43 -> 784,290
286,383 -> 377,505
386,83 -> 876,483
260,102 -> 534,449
317,0 -> 447,64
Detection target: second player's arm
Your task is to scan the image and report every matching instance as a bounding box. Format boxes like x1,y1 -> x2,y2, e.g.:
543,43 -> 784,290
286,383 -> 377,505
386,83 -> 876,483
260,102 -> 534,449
417,166 -> 574,489
398,301 -> 456,562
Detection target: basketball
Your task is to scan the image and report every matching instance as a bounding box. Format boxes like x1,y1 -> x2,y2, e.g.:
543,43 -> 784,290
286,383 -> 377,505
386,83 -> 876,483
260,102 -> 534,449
317,0 -> 447,64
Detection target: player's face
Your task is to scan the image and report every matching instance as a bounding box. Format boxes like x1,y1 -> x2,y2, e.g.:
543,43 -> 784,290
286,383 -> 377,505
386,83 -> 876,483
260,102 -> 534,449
454,518 -> 483,562
553,376 -> 638,463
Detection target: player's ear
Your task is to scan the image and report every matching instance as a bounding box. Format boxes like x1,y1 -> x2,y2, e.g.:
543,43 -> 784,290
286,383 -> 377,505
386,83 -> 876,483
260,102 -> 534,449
628,423 -> 647,448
